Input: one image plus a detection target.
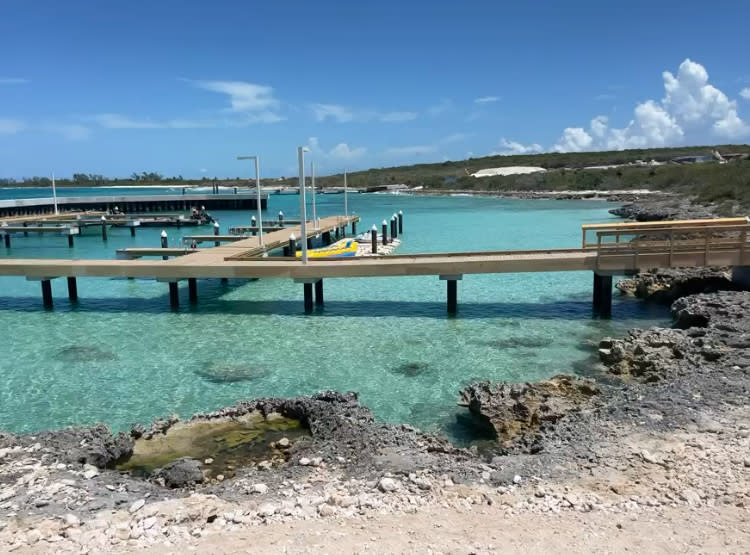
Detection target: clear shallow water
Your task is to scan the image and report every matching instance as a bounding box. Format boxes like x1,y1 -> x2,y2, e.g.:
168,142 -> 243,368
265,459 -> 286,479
0,190 -> 670,439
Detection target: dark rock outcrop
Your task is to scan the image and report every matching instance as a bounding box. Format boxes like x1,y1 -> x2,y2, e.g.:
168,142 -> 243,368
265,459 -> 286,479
609,198 -> 716,221
599,291 -> 750,382
155,457 -> 204,488
615,267 -> 739,304
34,424 -> 134,468
457,375 -> 600,452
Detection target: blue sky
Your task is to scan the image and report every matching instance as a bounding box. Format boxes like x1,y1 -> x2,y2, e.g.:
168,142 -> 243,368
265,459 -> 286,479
1,0 -> 749,179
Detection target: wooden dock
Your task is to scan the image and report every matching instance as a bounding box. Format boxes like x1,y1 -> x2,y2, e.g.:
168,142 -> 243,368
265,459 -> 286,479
1,217 -> 748,316
0,192 -> 268,218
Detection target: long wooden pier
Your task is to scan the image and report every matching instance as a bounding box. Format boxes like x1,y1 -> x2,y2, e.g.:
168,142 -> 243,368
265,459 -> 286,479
0,217 -> 748,316
0,192 -> 268,218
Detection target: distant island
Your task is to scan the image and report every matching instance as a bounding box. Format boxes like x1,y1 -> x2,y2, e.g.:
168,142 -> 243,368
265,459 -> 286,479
2,143 -> 750,212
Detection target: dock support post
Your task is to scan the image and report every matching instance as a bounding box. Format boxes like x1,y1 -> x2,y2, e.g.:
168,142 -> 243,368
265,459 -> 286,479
593,273 -> 613,318
440,274 -> 462,316
382,220 -> 388,245
213,221 -> 220,246
130,225 -> 136,237
314,279 -> 324,306
188,278 -> 197,303
68,233 -> 74,248
101,216 -> 107,242
161,231 -> 169,260
41,279 -> 53,308
352,221 -> 357,236
322,231 -> 331,245
3,232 -> 10,248
285,233 -> 297,257
67,277 -> 78,302
251,216 -> 257,236
304,283 -> 313,313
398,211 -> 403,234
278,211 -> 284,226
371,226 -> 378,255
23,222 -> 28,237
391,216 -> 397,239
169,282 -> 179,309
335,227 -> 340,240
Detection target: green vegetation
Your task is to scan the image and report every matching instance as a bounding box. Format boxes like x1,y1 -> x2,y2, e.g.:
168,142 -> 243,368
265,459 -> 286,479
2,143 -> 750,210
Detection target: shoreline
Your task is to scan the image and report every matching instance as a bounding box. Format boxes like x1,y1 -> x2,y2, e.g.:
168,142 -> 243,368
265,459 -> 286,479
2,194 -> 749,552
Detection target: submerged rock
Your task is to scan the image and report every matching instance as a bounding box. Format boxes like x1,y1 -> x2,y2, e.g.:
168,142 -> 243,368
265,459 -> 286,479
458,375 -> 599,451
155,457 -> 204,488
391,361 -> 429,377
56,345 -> 117,363
476,337 -> 550,350
195,362 -> 268,383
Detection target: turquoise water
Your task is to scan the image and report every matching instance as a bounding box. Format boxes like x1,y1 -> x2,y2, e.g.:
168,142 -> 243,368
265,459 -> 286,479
0,190 -> 669,439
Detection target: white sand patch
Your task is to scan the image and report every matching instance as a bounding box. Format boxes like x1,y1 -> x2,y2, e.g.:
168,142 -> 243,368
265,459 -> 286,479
471,166 -> 546,177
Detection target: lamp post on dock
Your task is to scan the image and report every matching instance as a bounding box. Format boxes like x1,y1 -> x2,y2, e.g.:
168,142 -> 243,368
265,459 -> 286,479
297,146 -> 310,263
236,154 -> 263,248
51,172 -> 58,215
311,161 -> 318,230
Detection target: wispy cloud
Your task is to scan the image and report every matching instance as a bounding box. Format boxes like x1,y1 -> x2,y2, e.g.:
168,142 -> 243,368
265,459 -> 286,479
91,111 -> 281,130
385,145 -> 437,156
44,123 -> 91,140
493,138 -> 543,155
192,80 -> 278,111
311,103 -> 354,123
474,96 -> 500,104
741,87 -> 750,100
0,118 -> 26,134
427,99 -> 452,116
594,93 -> 617,101
0,78 -> 28,85
379,111 -> 418,122
311,104 -> 417,123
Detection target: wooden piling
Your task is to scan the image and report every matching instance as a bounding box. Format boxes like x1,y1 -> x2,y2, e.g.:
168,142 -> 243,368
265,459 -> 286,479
130,225 -> 136,237
303,283 -> 313,313
352,221 -> 357,235
161,231 -> 169,260
447,279 -> 457,314
188,278 -> 197,302
3,232 -> 10,248
68,233 -> 74,248
169,282 -> 179,309
23,222 -> 28,237
371,226 -> 378,254
41,279 -> 53,308
382,220 -> 388,245
314,279 -> 324,306
398,211 -> 403,234
593,273 -> 613,318
67,277 -> 78,301
101,216 -> 107,242
214,222 -> 220,247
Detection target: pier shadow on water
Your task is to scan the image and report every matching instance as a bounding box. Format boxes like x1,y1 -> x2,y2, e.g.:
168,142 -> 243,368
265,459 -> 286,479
0,295 -> 668,321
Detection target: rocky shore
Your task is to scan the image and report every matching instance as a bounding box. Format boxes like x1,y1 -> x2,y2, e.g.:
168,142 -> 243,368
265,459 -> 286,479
1,195 -> 749,553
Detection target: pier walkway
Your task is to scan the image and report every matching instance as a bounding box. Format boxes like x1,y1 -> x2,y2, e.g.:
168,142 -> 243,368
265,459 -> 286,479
0,217 -> 748,316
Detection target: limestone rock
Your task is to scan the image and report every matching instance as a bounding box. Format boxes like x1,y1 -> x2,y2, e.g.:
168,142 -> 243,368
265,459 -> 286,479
155,458 -> 204,489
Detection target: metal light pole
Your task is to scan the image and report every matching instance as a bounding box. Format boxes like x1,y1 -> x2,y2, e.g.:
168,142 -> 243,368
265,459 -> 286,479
311,160 -> 318,230
51,172 -> 58,215
236,155 -> 263,247
297,146 -> 309,263
343,168 -> 348,218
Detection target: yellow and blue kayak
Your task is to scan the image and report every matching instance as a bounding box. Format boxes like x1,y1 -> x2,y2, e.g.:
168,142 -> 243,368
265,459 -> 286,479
295,239 -> 358,258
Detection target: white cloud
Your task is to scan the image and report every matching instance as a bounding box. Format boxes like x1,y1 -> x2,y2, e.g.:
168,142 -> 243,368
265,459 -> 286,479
474,96 -> 500,104
385,145 -> 437,156
193,80 -> 278,112
94,114 -> 162,129
92,112 -> 280,130
311,103 -> 354,123
594,93 -> 616,101
307,136 -> 366,160
0,78 -> 28,85
329,143 -> 366,159
0,119 -> 26,133
741,88 -> 750,100
553,127 -> 594,152
494,138 -> 543,155
379,111 -> 418,122
548,59 -> 748,153
199,168 -> 207,174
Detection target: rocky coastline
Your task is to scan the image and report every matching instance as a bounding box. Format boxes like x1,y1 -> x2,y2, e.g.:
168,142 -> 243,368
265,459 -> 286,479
1,194 -> 749,553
